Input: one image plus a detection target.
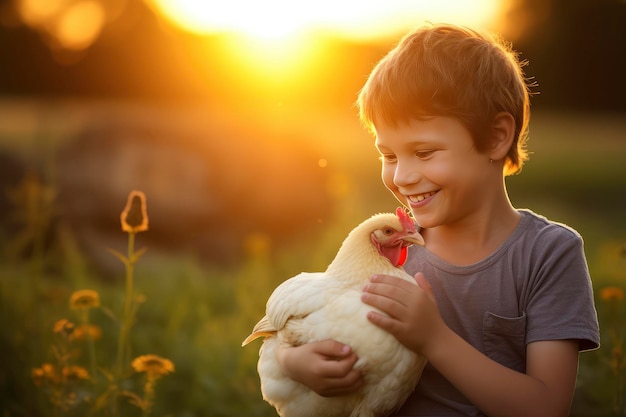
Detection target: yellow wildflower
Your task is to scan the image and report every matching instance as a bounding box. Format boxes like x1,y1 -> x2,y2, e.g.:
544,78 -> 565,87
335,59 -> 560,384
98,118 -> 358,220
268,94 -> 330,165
131,354 -> 175,378
70,324 -> 102,341
69,289 -> 100,310
120,190 -> 149,233
600,286 -> 625,303
53,319 -> 75,336
62,366 -> 89,381
32,367 -> 46,386
32,363 -> 60,385
243,233 -> 272,258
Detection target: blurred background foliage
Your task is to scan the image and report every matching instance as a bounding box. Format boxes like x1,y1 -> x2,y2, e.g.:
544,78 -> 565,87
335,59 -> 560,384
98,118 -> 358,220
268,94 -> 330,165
0,0 -> 625,415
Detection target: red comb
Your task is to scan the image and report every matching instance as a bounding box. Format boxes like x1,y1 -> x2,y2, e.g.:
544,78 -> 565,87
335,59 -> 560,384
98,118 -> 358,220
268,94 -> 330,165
395,207 -> 415,232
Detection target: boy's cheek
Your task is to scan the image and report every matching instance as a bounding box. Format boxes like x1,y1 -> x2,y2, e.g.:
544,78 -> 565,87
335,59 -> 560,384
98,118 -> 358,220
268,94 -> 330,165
389,188 -> 406,205
380,168 -> 406,204
381,173 -> 397,193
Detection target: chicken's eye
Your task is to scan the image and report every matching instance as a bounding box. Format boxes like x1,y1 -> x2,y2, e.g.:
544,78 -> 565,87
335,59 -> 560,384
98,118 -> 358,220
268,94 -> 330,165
383,228 -> 393,236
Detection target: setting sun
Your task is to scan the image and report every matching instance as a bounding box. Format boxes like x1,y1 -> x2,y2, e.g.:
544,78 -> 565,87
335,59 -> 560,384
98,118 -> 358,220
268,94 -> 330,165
149,0 -> 503,41
146,0 -> 504,84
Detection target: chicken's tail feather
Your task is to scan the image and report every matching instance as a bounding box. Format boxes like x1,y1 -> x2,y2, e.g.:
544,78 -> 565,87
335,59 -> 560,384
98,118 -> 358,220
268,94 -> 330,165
242,315 -> 276,346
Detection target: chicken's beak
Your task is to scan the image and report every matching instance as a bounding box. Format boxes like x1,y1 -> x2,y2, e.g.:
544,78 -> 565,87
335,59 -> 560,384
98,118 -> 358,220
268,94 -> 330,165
402,231 -> 425,247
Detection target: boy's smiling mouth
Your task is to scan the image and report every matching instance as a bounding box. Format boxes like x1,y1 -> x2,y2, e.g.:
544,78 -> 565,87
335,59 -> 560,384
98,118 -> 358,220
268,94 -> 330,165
408,191 -> 438,203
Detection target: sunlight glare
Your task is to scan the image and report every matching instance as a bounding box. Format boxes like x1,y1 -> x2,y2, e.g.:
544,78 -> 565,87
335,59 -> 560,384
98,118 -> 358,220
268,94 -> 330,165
55,1 -> 105,50
147,0 -> 504,87
150,0 -> 503,40
217,30 -> 317,77
150,0 -> 311,40
16,0 -> 64,26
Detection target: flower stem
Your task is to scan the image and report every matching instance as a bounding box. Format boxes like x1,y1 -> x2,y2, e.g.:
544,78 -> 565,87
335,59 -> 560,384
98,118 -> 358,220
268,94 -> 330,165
141,377 -> 156,417
82,310 -> 97,380
115,232 -> 136,381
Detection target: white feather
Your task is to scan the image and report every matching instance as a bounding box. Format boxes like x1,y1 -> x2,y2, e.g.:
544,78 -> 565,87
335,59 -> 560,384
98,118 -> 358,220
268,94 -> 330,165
243,211 -> 427,417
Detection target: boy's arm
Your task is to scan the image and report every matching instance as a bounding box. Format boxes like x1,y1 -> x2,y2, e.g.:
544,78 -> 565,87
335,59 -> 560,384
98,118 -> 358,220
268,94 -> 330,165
275,340 -> 364,397
424,329 -> 578,417
362,273 -> 579,417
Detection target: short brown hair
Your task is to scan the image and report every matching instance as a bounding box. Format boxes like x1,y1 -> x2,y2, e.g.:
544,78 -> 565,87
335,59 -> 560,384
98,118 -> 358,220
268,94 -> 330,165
357,23 -> 533,175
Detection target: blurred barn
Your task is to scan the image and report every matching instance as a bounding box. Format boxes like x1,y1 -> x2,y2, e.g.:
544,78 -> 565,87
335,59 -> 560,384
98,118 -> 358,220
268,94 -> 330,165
0,102 -> 334,273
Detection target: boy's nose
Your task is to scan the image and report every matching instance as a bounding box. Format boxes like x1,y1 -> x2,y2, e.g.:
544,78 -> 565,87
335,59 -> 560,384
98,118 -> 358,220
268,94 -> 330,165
393,162 -> 421,187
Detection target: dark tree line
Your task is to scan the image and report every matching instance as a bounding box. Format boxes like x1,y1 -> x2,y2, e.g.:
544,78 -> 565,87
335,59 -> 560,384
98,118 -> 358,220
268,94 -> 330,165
0,0 -> 624,113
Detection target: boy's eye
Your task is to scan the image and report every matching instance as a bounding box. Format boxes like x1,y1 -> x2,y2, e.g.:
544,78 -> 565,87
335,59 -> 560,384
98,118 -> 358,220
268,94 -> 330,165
415,150 -> 435,159
379,154 -> 397,163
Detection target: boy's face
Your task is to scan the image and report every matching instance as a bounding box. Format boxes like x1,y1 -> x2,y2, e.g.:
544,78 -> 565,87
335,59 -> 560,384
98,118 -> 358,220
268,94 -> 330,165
375,116 -> 494,230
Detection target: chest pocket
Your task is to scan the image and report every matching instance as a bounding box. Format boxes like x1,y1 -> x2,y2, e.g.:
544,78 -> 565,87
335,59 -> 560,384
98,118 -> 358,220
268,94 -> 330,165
483,311 -> 527,373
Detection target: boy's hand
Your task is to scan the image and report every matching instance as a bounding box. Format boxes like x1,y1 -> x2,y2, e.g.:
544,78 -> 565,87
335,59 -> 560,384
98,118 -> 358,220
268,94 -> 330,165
276,340 -> 364,397
361,272 -> 446,355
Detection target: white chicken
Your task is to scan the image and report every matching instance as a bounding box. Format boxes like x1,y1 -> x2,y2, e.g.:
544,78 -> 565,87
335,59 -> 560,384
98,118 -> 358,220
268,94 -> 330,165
242,207 -> 428,417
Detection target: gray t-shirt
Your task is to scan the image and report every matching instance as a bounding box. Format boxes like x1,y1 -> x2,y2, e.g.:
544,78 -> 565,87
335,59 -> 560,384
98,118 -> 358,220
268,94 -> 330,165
394,209 -> 600,416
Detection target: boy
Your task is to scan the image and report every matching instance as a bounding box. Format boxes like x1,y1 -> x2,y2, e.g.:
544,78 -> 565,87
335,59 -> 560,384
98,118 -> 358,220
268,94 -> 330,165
276,24 -> 600,416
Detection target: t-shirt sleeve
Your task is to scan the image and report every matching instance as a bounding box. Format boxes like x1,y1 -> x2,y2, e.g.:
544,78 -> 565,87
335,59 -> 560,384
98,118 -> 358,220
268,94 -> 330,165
523,226 -> 600,351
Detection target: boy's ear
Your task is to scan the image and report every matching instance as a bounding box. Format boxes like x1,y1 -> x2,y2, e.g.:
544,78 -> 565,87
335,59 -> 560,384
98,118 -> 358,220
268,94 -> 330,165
489,112 -> 515,161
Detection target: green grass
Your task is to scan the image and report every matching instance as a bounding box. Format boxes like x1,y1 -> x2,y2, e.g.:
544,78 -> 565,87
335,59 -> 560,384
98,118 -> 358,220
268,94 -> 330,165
0,108 -> 625,416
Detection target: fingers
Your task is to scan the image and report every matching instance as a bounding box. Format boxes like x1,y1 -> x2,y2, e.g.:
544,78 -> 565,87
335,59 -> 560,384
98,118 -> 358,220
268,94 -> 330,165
307,340 -> 364,397
365,309 -> 399,333
314,369 -> 364,397
361,273 -> 445,355
312,341 -> 359,378
314,339 -> 354,360
361,273 -> 426,332
361,291 -> 405,320
361,274 -> 417,315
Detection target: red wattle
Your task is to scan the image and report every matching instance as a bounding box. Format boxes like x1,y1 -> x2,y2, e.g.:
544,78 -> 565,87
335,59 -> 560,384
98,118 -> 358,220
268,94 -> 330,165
397,246 -> 408,267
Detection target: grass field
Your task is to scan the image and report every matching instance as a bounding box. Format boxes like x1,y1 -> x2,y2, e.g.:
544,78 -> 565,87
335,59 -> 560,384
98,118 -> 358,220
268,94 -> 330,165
0,103 -> 624,416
